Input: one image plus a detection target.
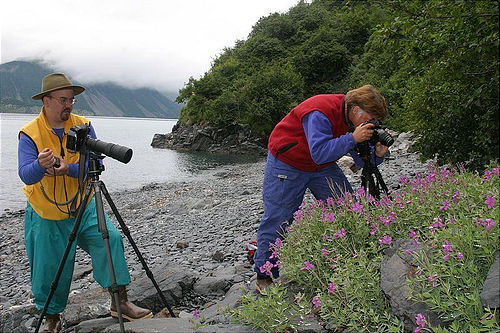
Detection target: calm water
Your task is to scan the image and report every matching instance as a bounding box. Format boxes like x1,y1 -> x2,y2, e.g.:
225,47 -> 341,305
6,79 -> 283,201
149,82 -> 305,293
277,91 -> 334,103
0,113 -> 261,212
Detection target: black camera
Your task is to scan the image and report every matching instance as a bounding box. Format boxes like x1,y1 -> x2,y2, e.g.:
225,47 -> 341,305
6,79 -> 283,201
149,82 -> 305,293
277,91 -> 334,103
361,118 -> 394,147
67,123 -> 133,164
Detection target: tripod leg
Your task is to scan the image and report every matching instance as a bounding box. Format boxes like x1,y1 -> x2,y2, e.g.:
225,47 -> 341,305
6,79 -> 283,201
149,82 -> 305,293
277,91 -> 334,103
94,182 -> 125,332
373,166 -> 391,198
35,183 -> 93,333
100,182 -> 177,318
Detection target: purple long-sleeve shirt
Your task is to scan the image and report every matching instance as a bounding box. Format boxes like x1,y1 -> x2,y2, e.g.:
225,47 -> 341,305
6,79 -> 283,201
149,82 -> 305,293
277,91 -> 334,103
18,125 -> 97,185
302,111 -> 384,167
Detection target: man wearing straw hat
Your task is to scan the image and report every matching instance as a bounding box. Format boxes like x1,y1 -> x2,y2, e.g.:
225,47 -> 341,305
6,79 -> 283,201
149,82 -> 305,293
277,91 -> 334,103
17,73 -> 152,332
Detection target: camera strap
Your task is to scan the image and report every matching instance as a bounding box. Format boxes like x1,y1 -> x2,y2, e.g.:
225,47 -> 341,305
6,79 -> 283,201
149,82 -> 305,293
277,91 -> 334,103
70,147 -> 89,216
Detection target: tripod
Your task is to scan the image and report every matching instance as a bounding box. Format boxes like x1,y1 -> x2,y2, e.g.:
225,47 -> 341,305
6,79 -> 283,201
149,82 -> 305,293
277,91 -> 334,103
35,152 -> 176,333
357,143 -> 390,199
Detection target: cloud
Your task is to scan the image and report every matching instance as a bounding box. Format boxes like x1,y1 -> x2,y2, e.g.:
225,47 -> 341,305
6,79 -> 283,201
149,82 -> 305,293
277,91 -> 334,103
1,0 -> 297,93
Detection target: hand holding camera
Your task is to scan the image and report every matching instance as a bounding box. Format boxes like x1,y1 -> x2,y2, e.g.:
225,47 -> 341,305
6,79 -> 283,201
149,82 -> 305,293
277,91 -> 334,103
353,122 -> 375,143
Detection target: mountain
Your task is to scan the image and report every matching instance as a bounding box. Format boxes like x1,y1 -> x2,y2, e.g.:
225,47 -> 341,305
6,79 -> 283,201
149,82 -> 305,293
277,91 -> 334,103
0,61 -> 181,119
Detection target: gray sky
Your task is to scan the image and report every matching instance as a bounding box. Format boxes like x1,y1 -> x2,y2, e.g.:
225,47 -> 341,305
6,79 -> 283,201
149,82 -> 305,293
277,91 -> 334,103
1,0 -> 298,94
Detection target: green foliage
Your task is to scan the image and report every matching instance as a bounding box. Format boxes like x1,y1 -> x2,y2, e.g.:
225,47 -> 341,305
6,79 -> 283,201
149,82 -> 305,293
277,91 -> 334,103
349,0 -> 499,169
177,0 -> 499,170
232,164 -> 499,331
232,284 -> 309,333
176,0 -> 388,133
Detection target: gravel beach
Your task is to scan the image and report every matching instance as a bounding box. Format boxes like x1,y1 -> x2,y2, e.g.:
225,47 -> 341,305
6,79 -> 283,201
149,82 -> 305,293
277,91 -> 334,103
0,134 -> 430,314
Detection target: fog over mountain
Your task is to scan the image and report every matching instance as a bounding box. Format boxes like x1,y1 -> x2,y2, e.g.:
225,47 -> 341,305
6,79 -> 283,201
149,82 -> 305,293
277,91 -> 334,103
0,61 -> 181,119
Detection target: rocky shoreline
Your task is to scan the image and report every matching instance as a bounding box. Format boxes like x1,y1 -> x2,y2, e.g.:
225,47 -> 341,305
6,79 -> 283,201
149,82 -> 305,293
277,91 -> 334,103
1,132 -> 440,332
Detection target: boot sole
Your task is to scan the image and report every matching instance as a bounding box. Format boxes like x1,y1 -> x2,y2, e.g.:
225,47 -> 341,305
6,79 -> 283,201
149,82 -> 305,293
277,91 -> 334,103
110,310 -> 153,321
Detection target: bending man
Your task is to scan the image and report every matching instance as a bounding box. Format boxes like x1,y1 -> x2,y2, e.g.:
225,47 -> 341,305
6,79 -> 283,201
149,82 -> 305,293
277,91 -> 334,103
254,85 -> 389,292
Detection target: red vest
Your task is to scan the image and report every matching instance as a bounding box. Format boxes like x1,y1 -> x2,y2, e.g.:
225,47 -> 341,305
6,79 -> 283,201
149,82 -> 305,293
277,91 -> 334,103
268,94 -> 349,172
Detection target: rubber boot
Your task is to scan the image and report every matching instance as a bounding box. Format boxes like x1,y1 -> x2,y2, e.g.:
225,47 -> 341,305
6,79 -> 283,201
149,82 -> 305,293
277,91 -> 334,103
109,286 -> 153,321
40,313 -> 62,333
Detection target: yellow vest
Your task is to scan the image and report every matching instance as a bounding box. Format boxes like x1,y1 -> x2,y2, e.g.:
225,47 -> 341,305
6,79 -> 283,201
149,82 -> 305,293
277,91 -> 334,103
19,108 -> 89,220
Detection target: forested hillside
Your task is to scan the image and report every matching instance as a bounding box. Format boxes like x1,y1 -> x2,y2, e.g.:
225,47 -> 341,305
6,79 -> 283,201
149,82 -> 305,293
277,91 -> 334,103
176,0 -> 499,169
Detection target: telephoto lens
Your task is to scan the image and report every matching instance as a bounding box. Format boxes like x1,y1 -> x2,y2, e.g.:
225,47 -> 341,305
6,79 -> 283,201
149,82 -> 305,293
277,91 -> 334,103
85,138 -> 133,164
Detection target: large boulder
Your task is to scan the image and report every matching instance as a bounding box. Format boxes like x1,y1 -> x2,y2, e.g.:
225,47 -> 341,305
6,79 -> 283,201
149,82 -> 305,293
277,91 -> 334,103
63,261 -> 198,328
480,251 -> 500,308
380,239 -> 442,331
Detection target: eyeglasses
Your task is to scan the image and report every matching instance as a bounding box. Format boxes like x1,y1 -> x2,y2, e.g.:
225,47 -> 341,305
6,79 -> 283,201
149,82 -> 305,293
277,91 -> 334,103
48,95 -> 77,105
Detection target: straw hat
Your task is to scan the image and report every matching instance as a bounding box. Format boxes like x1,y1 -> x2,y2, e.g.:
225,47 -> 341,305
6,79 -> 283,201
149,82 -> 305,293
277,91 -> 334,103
32,73 -> 85,100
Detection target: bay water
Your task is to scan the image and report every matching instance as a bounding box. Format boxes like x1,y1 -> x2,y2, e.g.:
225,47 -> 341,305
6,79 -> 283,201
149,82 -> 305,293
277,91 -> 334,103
0,113 -> 261,213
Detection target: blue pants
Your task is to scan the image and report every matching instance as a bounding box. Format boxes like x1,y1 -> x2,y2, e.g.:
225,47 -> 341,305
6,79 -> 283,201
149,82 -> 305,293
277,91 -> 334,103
24,197 -> 131,314
254,153 -> 353,277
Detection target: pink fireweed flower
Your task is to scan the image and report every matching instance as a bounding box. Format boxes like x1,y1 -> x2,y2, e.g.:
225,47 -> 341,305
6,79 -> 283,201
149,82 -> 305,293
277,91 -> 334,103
334,228 -> 346,239
439,200 -> 451,211
193,309 -> 199,319
485,195 -> 496,209
415,313 -> 426,326
323,233 -> 328,241
457,252 -> 464,259
355,186 -> 366,200
274,238 -> 282,248
442,240 -> 453,254
441,168 -> 452,180
443,254 -> 450,261
482,218 -> 497,231
378,235 -> 392,246
351,202 -> 364,214
312,296 -> 321,308
293,210 -> 303,222
428,274 -> 438,287
409,229 -> 418,239
429,218 -> 445,234
405,249 -> 412,257
452,190 -> 460,202
370,223 -> 379,236
415,313 -> 427,333
300,260 -> 315,271
400,176 -> 409,186
327,282 -> 337,293
483,170 -> 493,182
326,197 -> 335,207
368,194 -> 376,203
321,212 -> 336,223
259,261 -> 275,276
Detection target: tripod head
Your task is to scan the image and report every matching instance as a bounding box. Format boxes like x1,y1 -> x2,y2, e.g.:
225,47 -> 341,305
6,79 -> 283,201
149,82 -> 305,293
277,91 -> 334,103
88,151 -> 105,179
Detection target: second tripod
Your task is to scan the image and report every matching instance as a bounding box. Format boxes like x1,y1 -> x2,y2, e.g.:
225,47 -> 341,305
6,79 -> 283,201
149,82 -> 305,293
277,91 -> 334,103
35,152 -> 176,333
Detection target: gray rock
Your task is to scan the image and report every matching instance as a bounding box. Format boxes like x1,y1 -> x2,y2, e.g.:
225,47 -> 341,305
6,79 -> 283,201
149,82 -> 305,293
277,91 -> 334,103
380,239 -> 442,331
480,251 -> 500,308
104,318 -> 195,333
0,304 -> 38,333
195,324 -> 260,332
64,287 -> 111,327
193,275 -> 232,296
199,282 -> 248,324
74,317 -> 118,333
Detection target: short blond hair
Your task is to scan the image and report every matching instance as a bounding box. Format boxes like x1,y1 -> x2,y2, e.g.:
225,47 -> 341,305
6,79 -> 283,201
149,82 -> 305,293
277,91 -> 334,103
345,85 -> 388,121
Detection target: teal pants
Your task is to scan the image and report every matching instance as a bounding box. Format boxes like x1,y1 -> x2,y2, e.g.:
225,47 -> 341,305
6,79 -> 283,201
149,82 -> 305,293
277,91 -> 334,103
24,198 -> 131,314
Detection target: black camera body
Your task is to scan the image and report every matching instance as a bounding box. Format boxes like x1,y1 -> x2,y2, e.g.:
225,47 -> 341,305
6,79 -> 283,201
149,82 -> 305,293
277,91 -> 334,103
66,123 -> 133,164
361,118 -> 394,147
67,124 -> 91,153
